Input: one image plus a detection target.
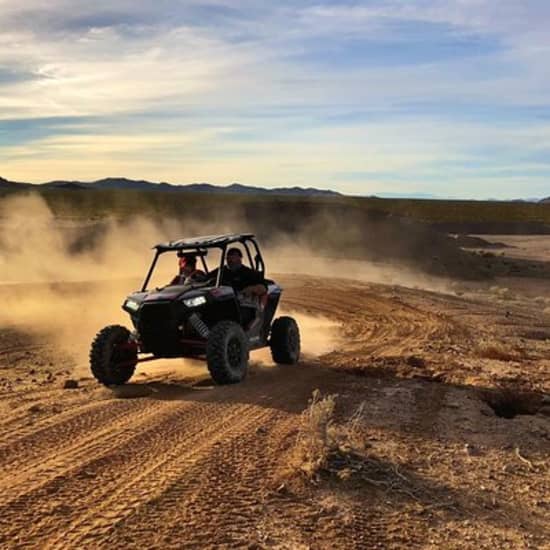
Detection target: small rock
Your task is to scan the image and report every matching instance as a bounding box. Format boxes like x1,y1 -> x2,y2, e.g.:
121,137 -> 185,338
464,443 -> 482,456
28,404 -> 42,414
63,379 -> 79,389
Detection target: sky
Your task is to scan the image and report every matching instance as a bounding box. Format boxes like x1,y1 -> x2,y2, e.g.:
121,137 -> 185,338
1,1 -> 550,199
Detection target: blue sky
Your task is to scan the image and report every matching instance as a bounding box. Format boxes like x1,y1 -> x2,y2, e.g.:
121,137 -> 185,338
1,0 -> 549,199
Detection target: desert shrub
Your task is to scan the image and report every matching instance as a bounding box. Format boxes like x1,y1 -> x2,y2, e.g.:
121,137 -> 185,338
489,286 -> 513,300
293,390 -> 365,478
476,341 -> 525,361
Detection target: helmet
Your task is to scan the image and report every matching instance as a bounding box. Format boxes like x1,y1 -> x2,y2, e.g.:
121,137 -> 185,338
226,247 -> 243,257
177,252 -> 197,270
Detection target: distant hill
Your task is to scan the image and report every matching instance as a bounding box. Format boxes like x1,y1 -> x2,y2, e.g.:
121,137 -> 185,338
540,197 -> 550,204
368,192 -> 441,200
43,181 -> 89,190
0,176 -> 340,197
0,176 -> 32,190
174,182 -> 340,197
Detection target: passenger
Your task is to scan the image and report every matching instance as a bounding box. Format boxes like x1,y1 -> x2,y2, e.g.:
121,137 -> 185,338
209,247 -> 266,296
170,253 -> 206,285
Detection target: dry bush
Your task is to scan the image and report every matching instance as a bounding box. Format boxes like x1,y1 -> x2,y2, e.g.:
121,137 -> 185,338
489,286 -> 513,300
293,390 -> 365,478
290,393 -> 453,506
476,341 -> 525,362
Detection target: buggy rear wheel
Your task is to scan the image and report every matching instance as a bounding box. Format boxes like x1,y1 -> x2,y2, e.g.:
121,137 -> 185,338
206,321 -> 249,384
90,325 -> 138,386
270,316 -> 300,364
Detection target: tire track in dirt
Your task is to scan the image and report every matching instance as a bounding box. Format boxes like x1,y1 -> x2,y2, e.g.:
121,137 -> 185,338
48,403 -> 279,549
0,396 -> 270,548
284,284 -> 462,360
100,409 -> 299,549
0,383 -> 73,400
0,390 -> 97,437
0,399 -> 176,503
0,280 -> 437,550
0,398 -> 131,450
43,363 -> 326,549
0,276 -> 521,549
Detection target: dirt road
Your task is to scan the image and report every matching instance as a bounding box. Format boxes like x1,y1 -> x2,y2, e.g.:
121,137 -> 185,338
0,276 -> 548,549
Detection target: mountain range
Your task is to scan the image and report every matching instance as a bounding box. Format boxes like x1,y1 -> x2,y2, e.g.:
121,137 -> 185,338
1,176 -> 549,202
0,176 -> 340,197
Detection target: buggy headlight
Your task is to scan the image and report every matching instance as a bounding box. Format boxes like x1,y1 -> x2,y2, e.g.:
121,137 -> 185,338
183,295 -> 207,308
125,299 -> 140,312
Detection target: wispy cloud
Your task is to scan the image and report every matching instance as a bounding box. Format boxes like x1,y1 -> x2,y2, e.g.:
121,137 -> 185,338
0,1 -> 549,198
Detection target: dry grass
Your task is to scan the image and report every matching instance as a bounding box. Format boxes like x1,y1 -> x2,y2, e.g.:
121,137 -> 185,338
293,390 -> 365,478
489,286 -> 513,300
475,340 -> 526,362
291,392 -> 458,509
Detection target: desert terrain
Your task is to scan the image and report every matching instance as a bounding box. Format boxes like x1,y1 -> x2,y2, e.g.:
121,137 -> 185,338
0,194 -> 548,549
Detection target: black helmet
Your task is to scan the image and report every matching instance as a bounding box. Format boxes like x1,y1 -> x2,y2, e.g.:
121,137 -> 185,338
226,247 -> 243,257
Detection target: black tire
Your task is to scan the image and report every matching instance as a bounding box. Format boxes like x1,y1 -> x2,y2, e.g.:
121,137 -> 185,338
270,316 -> 300,364
206,321 -> 249,384
90,325 -> 137,386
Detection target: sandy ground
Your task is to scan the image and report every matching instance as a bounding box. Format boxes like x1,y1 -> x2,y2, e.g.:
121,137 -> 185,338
0,237 -> 548,548
475,235 -> 550,263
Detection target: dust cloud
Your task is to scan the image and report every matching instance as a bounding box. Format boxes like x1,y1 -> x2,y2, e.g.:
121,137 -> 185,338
287,312 -> 339,356
268,243 -> 452,292
0,194 -> 446,372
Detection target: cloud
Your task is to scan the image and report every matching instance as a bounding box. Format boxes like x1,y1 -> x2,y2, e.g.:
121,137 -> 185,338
0,1 -> 549,198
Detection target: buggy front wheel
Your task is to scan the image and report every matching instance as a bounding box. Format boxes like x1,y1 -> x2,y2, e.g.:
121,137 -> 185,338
206,321 -> 249,384
90,325 -> 138,386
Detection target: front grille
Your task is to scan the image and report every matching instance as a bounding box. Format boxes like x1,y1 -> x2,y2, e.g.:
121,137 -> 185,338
139,302 -> 174,329
139,302 -> 180,354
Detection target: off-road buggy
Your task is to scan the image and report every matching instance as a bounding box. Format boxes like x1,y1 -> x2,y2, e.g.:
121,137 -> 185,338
89,233 -> 300,385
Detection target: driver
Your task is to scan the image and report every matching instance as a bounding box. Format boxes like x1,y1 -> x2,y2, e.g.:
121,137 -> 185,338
170,253 -> 206,285
209,247 -> 266,296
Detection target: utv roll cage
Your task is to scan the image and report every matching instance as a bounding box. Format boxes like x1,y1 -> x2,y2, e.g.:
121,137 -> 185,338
90,232 -> 300,387
141,233 -> 266,291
